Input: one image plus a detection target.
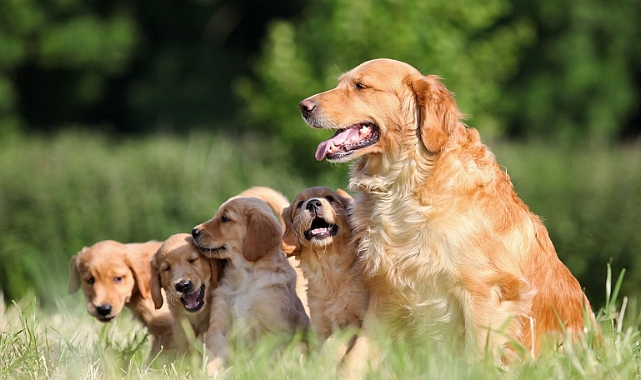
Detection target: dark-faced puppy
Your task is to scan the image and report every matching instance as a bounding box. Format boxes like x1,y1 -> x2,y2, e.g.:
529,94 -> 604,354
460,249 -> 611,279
150,233 -> 225,353
68,240 -> 174,359
191,196 -> 310,376
282,187 -> 369,346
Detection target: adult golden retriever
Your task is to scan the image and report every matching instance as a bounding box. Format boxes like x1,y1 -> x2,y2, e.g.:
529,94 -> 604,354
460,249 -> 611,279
191,196 -> 310,376
68,240 -> 174,359
281,187 -> 369,346
150,233 -> 225,354
299,58 -> 595,375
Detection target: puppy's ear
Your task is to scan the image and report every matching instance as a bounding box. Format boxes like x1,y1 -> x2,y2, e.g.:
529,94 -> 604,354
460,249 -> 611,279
408,74 -> 460,153
281,204 -> 301,256
335,189 -> 355,218
149,254 -> 164,309
335,188 -> 352,201
125,248 -> 152,300
243,208 -> 282,262
209,258 -> 225,288
67,251 -> 82,294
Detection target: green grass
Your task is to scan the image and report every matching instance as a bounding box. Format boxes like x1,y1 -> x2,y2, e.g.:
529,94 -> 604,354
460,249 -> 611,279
1,268 -> 639,379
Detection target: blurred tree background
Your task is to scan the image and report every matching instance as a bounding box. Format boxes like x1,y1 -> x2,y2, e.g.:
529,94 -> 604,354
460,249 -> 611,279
0,0 -> 640,308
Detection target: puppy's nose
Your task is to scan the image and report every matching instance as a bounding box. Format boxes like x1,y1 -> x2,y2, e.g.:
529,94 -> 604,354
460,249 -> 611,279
299,99 -> 317,118
175,279 -> 192,293
96,304 -> 112,316
191,227 -> 200,239
306,199 -> 322,212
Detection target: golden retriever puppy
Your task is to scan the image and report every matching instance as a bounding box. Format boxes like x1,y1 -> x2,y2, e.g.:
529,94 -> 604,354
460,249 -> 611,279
150,233 -> 225,354
281,187 -> 369,346
191,196 -> 310,375
68,240 -> 174,359
235,186 -> 310,315
300,58 -> 596,375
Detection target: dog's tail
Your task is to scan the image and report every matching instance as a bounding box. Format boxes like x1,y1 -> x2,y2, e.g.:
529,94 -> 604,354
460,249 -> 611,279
236,186 -> 290,227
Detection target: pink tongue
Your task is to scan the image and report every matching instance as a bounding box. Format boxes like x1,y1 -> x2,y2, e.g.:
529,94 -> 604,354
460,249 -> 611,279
315,141 -> 330,161
183,291 -> 200,308
315,127 -> 360,161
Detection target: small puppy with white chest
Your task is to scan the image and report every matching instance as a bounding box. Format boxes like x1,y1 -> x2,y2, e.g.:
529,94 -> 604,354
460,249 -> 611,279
191,195 -> 310,376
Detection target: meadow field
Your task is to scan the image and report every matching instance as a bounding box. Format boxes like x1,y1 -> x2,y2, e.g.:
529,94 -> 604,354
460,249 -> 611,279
1,131 -> 640,378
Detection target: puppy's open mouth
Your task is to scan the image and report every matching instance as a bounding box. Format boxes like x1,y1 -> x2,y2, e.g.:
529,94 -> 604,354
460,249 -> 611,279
304,217 -> 338,241
97,316 -> 115,322
315,123 -> 380,161
180,284 -> 206,312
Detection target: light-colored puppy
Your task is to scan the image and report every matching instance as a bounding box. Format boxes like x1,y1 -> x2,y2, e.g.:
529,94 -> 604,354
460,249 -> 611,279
191,196 -> 310,375
68,240 -> 174,359
150,233 -> 225,354
235,186 -> 310,316
300,58 -> 596,376
281,187 -> 369,347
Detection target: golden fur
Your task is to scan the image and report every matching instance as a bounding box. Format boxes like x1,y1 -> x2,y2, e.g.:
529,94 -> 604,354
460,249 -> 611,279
68,240 -> 174,359
150,233 -> 225,354
300,58 -> 595,375
281,187 -> 369,344
235,186 -> 310,316
192,196 -> 310,375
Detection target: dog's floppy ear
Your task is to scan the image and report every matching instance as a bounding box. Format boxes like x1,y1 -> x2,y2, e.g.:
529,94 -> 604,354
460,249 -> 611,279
281,203 -> 301,257
67,251 -> 83,294
408,74 -> 461,153
243,207 -> 282,262
335,188 -> 355,218
149,253 -> 164,309
124,247 -> 152,300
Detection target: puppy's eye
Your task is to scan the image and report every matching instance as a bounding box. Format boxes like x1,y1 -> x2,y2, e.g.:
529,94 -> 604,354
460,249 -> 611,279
221,215 -> 230,223
87,276 -> 95,285
354,82 -> 367,90
188,257 -> 199,264
297,201 -> 304,209
325,195 -> 335,202
114,276 -> 123,284
164,266 -> 170,272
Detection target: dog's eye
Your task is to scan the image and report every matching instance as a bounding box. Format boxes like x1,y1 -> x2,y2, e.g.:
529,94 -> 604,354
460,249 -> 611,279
221,215 -> 230,223
164,266 -> 170,272
297,201 -> 304,209
114,276 -> 123,284
87,276 -> 95,285
354,82 -> 367,90
325,195 -> 335,202
188,257 -> 199,264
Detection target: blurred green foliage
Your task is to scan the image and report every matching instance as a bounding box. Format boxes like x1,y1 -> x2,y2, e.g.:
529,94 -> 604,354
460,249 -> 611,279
504,0 -> 641,141
0,132 -> 640,309
236,0 -> 534,174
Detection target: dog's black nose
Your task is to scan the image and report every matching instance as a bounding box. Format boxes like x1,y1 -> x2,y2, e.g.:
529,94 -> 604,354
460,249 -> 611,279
191,227 -> 200,239
306,199 -> 322,212
96,304 -> 112,316
175,279 -> 192,293
299,99 -> 316,118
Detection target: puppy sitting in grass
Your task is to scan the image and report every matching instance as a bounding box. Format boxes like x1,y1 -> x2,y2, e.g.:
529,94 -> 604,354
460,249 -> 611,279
282,187 -> 369,354
191,195 -> 310,376
150,233 -> 225,357
68,239 -> 174,361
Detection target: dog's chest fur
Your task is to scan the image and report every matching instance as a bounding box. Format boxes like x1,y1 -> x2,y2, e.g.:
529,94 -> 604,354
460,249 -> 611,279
352,189 -> 466,342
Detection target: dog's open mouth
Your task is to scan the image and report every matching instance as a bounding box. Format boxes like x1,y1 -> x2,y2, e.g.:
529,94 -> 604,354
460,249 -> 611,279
304,217 -> 338,241
315,123 -> 380,161
97,316 -> 115,322
180,284 -> 206,312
